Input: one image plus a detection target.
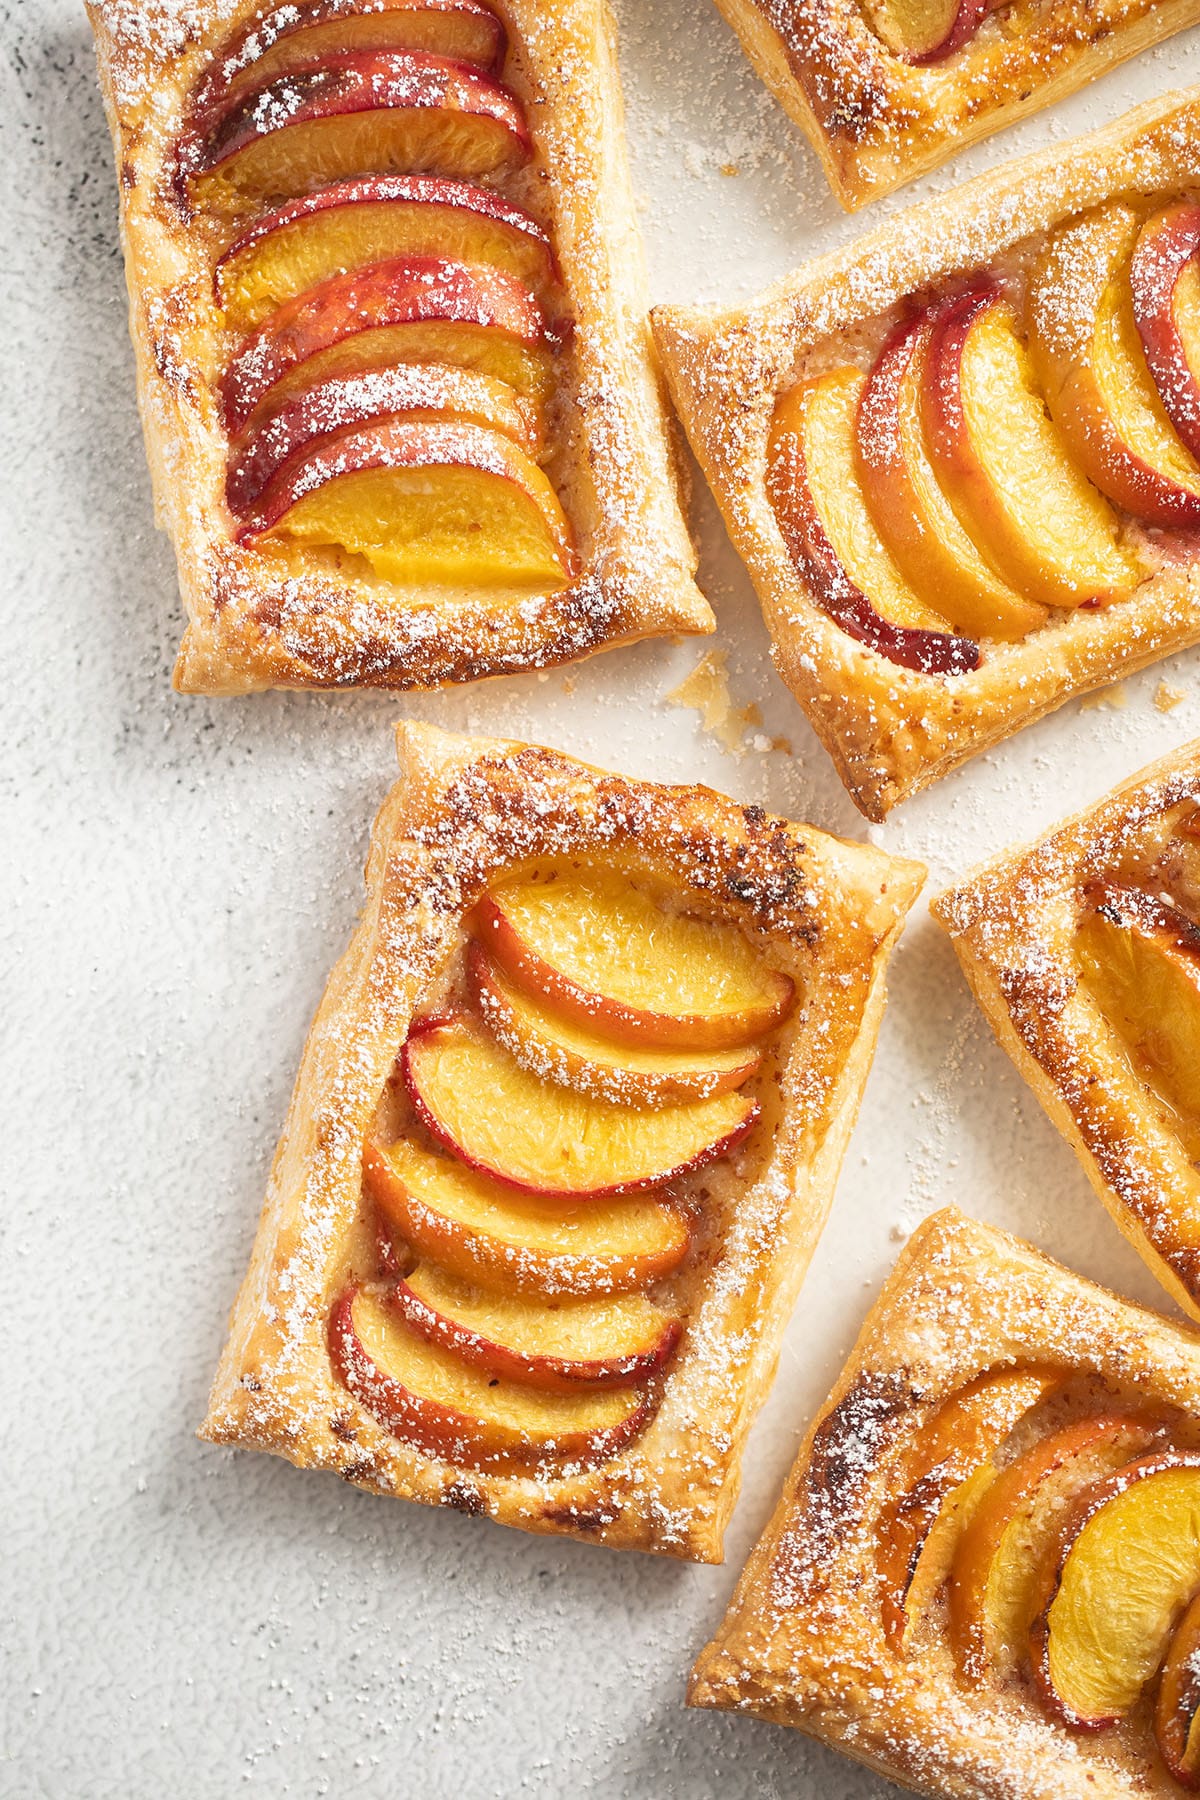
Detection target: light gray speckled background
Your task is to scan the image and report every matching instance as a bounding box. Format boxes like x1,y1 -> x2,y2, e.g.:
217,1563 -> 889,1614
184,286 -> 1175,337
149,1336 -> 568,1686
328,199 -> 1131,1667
7,3 -> 1200,1795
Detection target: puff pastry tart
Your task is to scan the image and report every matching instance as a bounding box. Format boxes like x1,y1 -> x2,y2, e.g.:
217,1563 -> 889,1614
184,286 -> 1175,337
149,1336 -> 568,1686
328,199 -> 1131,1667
710,0 -> 1200,209
691,1206 -> 1200,1796
933,738 -> 1200,1325
86,0 -> 711,694
654,93 -> 1200,820
200,721 -> 922,1558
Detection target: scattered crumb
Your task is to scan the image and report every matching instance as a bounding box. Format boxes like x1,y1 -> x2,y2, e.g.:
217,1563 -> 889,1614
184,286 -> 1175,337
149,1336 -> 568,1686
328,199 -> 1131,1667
666,650 -> 763,756
560,673 -> 576,697
1155,680 -> 1187,713
720,162 -> 740,177
1078,682 -> 1128,712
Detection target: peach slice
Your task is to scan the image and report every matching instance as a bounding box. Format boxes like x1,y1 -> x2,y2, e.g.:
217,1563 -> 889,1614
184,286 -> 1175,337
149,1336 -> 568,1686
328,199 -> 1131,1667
393,1262 -> 682,1389
1132,202 -> 1200,466
948,1412 -> 1158,1683
923,285 -> 1142,608
402,1014 -> 759,1197
860,0 -> 995,62
474,867 -> 795,1052
363,1136 -> 692,1295
225,363 -> 539,515
329,1285 -> 651,1471
768,368 -> 979,675
193,0 -> 506,119
876,1367 -> 1057,1649
219,254 -> 553,435
857,312 -> 1047,642
183,51 -> 530,210
1028,204 -> 1200,529
215,175 -> 555,329
1031,1450 -> 1200,1729
467,944 -> 763,1108
240,417 -> 576,588
1157,1588 -> 1200,1788
1076,881 -> 1200,1157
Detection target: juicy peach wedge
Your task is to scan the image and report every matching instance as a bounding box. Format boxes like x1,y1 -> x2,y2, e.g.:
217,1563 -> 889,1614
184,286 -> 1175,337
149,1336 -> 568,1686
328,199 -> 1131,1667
225,364 -> 539,515
923,286 -> 1142,609
1157,1587 -> 1200,1788
215,175 -> 555,329
241,418 -> 576,589
185,51 -> 530,211
857,311 -> 1046,642
330,1285 -> 651,1472
1031,1450 -> 1200,1730
876,1366 -> 1057,1650
768,367 -> 979,675
394,1261 -> 682,1390
219,255 -> 553,435
402,1014 -> 758,1197
363,1136 -> 692,1295
1131,201 -> 1200,466
860,0 -> 995,62
1027,204 -> 1200,529
193,0 -> 507,117
475,866 -> 795,1051
468,944 -> 763,1108
1076,882 -> 1200,1158
948,1412 -> 1158,1683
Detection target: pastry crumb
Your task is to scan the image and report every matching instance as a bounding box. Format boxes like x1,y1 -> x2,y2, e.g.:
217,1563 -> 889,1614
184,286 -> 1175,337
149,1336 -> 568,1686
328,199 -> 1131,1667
1154,680 -> 1187,713
667,651 -> 763,756
720,162 -> 740,177
1078,682 -> 1128,712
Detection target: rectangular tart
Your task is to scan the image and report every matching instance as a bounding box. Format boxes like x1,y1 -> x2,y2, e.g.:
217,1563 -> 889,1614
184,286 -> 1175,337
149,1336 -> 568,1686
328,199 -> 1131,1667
653,93 -> 1200,819
87,0 -> 712,693
201,720 -> 923,1560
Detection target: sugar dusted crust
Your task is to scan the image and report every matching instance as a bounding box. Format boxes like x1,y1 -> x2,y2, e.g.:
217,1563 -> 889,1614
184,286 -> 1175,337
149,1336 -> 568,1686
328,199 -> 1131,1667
200,721 -> 924,1560
86,0 -> 712,694
652,94 -> 1200,820
932,738 -> 1200,1323
711,0 -> 1200,210
690,1207 -> 1200,1795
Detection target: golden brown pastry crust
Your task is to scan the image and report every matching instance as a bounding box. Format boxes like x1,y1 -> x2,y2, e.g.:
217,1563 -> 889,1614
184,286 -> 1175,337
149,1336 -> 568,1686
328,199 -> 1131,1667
86,0 -> 712,695
690,1206 -> 1200,1796
200,720 -> 924,1560
652,92 -> 1200,821
932,738 -> 1200,1324
710,0 -> 1200,210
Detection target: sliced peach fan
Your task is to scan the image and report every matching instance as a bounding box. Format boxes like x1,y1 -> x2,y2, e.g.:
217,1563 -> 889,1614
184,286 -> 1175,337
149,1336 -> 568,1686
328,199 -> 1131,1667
182,50 -> 531,208
475,867 -> 796,1050
225,362 -> 540,515
239,417 -> 577,589
363,1136 -> 692,1296
219,254 -> 554,434
401,1013 -> 759,1197
214,175 -> 556,329
190,0 -> 507,119
330,1285 -> 651,1474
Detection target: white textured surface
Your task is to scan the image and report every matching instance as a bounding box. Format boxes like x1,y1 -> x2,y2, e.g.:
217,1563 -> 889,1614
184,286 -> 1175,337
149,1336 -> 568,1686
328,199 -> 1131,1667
7,4 -> 1200,1795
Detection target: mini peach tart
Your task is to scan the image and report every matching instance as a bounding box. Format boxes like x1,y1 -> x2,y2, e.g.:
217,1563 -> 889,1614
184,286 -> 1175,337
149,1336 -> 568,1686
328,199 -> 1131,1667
87,0 -> 710,696
201,723 -> 923,1558
653,97 -> 1200,819
690,1207 -> 1200,1797
933,739 -> 1200,1322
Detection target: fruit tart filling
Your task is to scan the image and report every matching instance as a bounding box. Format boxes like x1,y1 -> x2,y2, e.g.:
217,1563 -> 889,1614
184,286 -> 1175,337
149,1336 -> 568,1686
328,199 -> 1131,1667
768,196 -> 1200,675
169,0 -> 580,596
329,861 -> 797,1478
1072,798 -> 1200,1164
875,1362 -> 1200,1785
